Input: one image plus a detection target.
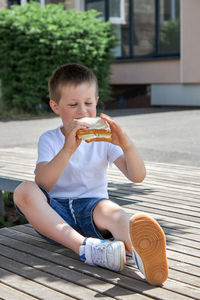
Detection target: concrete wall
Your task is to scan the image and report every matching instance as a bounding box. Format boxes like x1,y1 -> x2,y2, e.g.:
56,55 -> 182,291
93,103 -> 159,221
0,0 -> 7,9
152,84 -> 200,106
151,0 -> 200,107
111,59 -> 180,84
65,0 -> 84,11
0,0 -> 82,9
181,0 -> 200,83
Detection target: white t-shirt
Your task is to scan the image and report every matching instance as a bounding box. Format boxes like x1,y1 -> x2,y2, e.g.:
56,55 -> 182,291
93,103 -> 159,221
36,127 -> 123,199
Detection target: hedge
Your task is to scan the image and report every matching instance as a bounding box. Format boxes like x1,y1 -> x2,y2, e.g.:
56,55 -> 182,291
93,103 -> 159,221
0,2 -> 116,113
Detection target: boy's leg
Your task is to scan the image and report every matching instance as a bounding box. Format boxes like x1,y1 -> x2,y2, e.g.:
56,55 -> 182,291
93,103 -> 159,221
14,182 -> 125,272
93,200 -> 168,285
93,200 -> 133,252
14,181 -> 84,254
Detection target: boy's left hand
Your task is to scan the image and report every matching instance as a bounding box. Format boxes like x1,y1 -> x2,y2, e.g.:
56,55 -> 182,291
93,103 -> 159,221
100,113 -> 132,151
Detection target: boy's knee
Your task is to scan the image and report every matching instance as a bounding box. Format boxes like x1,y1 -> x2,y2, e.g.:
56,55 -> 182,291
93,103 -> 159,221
95,200 -> 126,221
14,181 -> 37,207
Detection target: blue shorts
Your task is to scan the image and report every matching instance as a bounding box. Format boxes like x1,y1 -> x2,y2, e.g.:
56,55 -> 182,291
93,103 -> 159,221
15,186 -> 113,244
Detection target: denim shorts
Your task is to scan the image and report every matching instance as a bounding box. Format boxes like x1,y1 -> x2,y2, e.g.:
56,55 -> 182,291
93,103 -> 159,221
15,186 -> 112,244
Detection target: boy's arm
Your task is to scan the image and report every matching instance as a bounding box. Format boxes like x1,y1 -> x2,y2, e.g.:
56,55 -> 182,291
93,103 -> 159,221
114,144 -> 146,183
100,114 -> 146,183
35,120 -> 89,191
35,148 -> 72,191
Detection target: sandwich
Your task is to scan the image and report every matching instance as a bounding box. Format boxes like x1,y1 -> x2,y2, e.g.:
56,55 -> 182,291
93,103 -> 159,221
77,117 -> 112,143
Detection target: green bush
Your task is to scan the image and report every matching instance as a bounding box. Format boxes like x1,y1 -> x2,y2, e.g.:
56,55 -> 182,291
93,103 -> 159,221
0,2 -> 116,113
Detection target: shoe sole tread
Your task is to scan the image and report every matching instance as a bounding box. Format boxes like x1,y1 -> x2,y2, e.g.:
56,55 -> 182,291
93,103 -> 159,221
129,213 -> 168,285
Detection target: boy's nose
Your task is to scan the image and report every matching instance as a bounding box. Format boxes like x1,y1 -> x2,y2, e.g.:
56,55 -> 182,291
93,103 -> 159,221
78,105 -> 87,113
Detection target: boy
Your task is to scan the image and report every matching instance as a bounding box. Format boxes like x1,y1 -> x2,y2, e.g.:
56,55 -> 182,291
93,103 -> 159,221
14,63 -> 168,285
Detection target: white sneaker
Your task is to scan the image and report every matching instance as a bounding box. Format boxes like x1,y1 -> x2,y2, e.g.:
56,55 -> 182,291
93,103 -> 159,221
129,213 -> 168,285
79,238 -> 125,272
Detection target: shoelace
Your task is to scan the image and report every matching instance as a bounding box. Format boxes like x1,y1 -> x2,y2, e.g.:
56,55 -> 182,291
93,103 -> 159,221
91,244 -> 107,265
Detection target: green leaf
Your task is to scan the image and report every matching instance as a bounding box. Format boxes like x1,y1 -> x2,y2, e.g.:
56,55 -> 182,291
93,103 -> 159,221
0,2 -> 116,113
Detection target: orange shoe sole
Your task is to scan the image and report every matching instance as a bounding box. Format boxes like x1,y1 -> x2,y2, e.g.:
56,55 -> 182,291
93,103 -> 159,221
129,213 -> 168,285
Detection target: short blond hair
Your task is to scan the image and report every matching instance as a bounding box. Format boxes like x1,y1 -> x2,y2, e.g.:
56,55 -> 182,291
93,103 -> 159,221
49,63 -> 98,103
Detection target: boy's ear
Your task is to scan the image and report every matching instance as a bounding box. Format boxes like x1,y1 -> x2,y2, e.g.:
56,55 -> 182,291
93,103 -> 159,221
49,99 -> 60,115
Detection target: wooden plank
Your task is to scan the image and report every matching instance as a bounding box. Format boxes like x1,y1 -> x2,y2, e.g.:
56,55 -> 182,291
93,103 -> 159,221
111,200 -> 200,235
108,172 -> 200,196
14,221 -> 200,260
0,233 -> 156,299
15,216 -> 200,248
14,222 -> 200,258
0,243 -> 151,300
0,255 -> 115,300
109,191 -> 200,220
5,217 -> 200,273
10,225 -> 200,281
0,227 -> 198,300
0,268 -> 72,300
108,182 -> 200,207
109,185 -> 200,205
109,164 -> 200,183
0,148 -> 200,299
0,282 -> 37,300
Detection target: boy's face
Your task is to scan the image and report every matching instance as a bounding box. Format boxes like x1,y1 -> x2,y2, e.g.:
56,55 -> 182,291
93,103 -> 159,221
50,82 -> 98,126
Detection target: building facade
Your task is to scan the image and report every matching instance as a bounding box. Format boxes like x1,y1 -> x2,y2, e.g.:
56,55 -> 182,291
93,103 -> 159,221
1,0 -> 200,107
84,0 -> 200,107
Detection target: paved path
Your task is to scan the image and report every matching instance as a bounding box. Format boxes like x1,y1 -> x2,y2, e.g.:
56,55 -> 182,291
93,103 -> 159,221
1,107 -> 200,167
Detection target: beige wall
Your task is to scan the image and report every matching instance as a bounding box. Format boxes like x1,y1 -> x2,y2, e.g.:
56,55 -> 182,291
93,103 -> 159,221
0,0 -> 7,9
65,1 -> 75,9
65,0 -> 84,11
111,59 -> 180,84
181,0 -> 200,83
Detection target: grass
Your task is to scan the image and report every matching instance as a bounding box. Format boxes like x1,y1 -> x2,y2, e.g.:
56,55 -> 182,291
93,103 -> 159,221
0,191 -> 27,228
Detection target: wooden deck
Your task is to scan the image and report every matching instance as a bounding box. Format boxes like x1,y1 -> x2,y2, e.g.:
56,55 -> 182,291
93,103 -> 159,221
0,147 -> 200,299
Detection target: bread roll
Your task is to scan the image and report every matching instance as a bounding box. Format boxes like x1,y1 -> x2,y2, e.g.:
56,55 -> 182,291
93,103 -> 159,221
77,117 -> 111,143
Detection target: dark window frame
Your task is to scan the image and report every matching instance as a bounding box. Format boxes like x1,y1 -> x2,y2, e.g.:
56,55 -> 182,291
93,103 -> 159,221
8,0 -> 21,8
85,0 -> 180,61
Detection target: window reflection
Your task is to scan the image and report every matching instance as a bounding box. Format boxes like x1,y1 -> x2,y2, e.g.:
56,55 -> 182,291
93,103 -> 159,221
86,0 -> 105,21
111,0 -> 129,57
109,0 -> 121,18
133,0 -> 155,56
159,0 -> 180,54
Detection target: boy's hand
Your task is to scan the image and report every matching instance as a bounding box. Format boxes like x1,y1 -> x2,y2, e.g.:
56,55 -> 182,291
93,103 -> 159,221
101,113 -> 146,183
62,120 -> 90,154
100,113 -> 132,152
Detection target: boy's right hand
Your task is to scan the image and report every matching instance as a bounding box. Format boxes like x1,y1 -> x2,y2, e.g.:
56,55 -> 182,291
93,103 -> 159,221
62,120 -> 90,154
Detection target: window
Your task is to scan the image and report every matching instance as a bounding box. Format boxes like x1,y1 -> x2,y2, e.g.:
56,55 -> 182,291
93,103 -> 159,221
8,0 -> 20,7
87,0 -> 180,59
159,0 -> 180,54
8,0 -> 44,7
133,0 -> 155,57
85,0 -> 105,20
163,0 -> 179,22
133,0 -> 180,57
85,0 -> 129,57
111,0 -> 129,57
109,0 -> 125,24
